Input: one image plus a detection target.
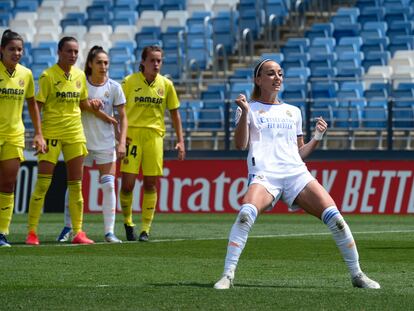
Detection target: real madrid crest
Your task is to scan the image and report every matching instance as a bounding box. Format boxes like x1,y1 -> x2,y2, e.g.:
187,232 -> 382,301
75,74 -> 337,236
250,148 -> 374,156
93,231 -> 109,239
286,110 -> 292,117
104,91 -> 110,98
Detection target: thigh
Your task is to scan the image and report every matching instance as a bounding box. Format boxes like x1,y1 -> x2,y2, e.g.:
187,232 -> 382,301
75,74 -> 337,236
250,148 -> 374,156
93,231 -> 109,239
141,130 -> 163,176
66,156 -> 84,181
0,158 -> 20,191
242,183 -> 275,213
97,161 -> 116,177
294,180 -> 336,219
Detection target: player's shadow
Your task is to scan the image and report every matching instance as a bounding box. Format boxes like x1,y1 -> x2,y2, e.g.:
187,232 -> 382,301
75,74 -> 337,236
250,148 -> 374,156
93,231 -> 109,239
366,246 -> 414,250
148,282 -> 308,289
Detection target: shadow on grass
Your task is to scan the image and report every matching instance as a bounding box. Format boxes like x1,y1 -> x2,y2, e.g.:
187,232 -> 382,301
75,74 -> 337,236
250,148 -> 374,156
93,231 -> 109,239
148,282 -> 316,289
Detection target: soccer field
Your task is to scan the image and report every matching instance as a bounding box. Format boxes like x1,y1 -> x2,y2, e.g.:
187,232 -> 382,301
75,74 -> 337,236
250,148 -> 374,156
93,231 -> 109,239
1,213 -> 413,311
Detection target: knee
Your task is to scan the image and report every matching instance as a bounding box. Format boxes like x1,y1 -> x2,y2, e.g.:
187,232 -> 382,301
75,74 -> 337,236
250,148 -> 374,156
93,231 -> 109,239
100,175 -> 115,190
237,203 -> 258,228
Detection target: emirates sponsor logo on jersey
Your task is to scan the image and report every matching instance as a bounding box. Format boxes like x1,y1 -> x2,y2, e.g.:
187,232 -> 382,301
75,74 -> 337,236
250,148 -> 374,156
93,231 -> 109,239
19,79 -> 24,87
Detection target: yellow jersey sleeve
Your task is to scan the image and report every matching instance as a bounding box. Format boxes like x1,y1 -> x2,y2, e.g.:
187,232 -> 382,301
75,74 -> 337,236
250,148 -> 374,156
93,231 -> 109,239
0,62 -> 35,147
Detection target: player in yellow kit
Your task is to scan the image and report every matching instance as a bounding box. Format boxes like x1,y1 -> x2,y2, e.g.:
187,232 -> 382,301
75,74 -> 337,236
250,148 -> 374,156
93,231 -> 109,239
0,29 -> 46,247
25,37 -> 100,245
120,45 -> 185,241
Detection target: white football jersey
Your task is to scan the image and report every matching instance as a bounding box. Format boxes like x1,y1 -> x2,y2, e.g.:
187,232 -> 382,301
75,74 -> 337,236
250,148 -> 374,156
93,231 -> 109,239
235,100 -> 305,177
82,78 -> 126,150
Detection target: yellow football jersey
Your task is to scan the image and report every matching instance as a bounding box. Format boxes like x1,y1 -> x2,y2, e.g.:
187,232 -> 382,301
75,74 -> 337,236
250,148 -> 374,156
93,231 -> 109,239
121,72 -> 180,137
0,61 -> 35,147
36,64 -> 88,141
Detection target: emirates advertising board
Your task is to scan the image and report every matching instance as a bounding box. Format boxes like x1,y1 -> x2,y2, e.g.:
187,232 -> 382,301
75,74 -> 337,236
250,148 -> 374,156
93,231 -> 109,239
14,160 -> 414,214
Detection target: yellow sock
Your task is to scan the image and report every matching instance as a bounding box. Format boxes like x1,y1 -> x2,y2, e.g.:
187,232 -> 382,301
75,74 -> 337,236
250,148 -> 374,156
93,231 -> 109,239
28,174 -> 52,233
120,190 -> 134,226
141,190 -> 157,233
67,180 -> 83,234
0,192 -> 14,235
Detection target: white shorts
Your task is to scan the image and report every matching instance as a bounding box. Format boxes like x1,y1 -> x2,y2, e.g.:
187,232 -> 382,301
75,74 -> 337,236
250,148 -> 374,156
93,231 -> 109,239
84,148 -> 116,167
248,167 -> 315,210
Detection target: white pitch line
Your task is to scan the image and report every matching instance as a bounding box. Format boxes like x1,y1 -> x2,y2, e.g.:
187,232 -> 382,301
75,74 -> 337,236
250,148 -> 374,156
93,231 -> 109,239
8,229 -> 414,248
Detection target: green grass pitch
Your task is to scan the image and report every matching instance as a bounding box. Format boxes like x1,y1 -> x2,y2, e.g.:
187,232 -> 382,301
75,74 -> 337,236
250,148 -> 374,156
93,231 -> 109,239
1,213 -> 413,311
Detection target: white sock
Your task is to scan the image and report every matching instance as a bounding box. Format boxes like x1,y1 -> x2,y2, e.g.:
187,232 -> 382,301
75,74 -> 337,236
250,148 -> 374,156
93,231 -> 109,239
322,206 -> 362,277
101,174 -> 116,235
64,189 -> 72,228
223,203 -> 258,276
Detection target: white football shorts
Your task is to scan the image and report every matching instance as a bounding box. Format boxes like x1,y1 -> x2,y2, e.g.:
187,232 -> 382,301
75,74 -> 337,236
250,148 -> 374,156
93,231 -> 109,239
248,166 -> 315,210
84,148 -> 116,167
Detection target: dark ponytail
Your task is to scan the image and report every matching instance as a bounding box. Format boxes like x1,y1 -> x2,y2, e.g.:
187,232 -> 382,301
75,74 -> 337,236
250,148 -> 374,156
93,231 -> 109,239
1,29 -> 24,59
84,45 -> 107,76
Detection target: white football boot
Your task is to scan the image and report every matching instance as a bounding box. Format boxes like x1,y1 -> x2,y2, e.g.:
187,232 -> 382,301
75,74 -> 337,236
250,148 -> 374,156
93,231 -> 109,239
214,267 -> 235,289
351,272 -> 381,289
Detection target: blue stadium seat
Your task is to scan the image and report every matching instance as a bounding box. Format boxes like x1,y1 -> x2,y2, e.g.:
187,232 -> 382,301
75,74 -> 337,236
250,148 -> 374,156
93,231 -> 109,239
0,0 -> 13,13
281,38 -> 310,54
260,52 -> 284,64
341,81 -> 365,98
230,82 -> 252,99
211,10 -> 239,54
363,103 -> 388,129
179,101 -> 199,130
281,52 -> 310,70
363,50 -> 391,72
388,35 -> 414,56
358,6 -> 386,25
135,26 -> 162,43
229,67 -> 253,83
332,12 -> 361,39
31,47 -> 56,64
109,62 -> 133,80
13,0 -> 38,13
198,105 -> 225,130
238,8 -> 264,40
264,0 -> 288,24
161,0 -> 186,14
0,12 -> 12,26
335,99 -> 364,129
137,0 -> 162,14
114,0 -> 138,10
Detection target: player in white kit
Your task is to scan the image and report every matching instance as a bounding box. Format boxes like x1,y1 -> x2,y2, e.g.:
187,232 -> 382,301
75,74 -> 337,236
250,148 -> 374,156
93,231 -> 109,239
57,46 -> 127,243
214,59 -> 380,289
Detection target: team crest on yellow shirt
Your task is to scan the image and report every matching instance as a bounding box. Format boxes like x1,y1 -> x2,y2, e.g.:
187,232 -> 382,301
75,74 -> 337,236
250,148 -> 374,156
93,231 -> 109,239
19,79 -> 25,87
123,158 -> 129,164
157,88 -> 164,97
286,110 -> 292,117
104,91 -> 110,98
76,80 -> 81,89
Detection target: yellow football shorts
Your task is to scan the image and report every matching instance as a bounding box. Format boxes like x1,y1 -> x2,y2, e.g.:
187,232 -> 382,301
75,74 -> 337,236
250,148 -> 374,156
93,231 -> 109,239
38,138 -> 88,164
0,139 -> 24,162
120,127 -> 163,176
